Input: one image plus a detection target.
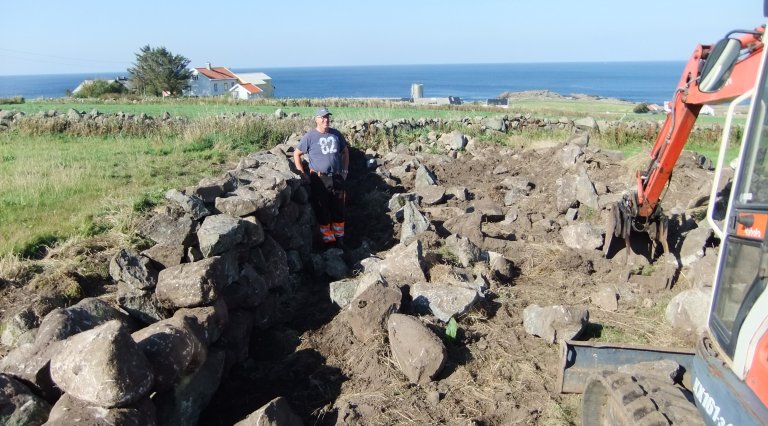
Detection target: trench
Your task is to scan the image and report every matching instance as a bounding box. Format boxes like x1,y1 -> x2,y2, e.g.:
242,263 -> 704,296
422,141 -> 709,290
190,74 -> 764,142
199,147 -> 398,425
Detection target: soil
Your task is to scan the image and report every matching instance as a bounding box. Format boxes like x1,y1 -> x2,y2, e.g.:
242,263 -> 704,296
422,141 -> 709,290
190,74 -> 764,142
0,136 -> 718,425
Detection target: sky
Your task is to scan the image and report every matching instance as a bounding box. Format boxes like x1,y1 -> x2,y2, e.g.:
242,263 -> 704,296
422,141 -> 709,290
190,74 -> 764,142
0,0 -> 763,76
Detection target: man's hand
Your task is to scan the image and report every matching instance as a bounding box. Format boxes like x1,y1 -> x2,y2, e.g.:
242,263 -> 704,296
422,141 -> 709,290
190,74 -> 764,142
341,170 -> 349,180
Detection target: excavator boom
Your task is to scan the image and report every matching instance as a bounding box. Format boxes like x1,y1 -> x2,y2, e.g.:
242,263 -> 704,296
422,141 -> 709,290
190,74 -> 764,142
604,28 -> 765,264
637,29 -> 765,217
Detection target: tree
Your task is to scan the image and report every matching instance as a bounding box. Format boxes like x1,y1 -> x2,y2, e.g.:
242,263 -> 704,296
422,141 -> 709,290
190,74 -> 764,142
128,45 -> 193,96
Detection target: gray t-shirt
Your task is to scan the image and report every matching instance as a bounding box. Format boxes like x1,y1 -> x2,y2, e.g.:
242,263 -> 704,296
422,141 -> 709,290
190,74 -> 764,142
297,128 -> 347,174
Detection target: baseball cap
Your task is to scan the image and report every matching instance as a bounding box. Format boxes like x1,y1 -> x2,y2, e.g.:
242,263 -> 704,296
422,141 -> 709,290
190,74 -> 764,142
314,107 -> 332,117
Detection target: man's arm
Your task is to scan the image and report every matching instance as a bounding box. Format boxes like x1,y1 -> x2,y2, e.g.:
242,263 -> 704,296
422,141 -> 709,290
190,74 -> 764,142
341,146 -> 350,179
293,148 -> 305,173
293,149 -> 309,183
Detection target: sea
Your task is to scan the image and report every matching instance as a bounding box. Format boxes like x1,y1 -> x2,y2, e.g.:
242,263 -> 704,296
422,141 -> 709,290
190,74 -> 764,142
0,62 -> 686,105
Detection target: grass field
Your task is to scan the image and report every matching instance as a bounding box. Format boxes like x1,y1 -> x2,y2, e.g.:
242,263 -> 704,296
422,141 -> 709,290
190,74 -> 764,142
0,97 -> 742,256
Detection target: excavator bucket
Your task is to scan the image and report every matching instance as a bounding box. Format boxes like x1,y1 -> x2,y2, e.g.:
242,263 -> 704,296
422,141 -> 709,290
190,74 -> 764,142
558,340 -> 695,394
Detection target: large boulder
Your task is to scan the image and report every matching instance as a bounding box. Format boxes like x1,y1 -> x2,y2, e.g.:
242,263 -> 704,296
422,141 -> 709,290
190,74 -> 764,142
50,320 -> 154,408
46,394 -> 157,426
387,313 -> 447,384
156,256 -> 231,309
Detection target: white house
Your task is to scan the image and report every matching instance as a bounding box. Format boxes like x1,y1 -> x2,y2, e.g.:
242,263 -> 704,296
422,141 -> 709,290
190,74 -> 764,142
230,83 -> 263,100
184,63 -> 238,97
184,64 -> 274,98
234,72 -> 274,98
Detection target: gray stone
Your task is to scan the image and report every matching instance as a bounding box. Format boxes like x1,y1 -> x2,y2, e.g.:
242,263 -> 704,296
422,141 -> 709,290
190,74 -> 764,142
329,278 -> 360,308
411,281 -> 481,322
560,144 -> 583,167
142,243 -> 185,269
379,240 -> 426,286
0,373 -> 51,426
679,224 -> 714,267
387,313 -> 447,384
165,188 -> 210,220
197,214 -> 246,257
666,288 -> 711,332
444,234 -> 485,267
522,304 -> 589,343
109,248 -> 158,290
574,117 -> 599,132
221,264 -> 269,309
417,185 -> 447,205
137,208 -> 196,246
234,396 -> 303,426
50,320 -> 154,408
591,286 -> 618,311
156,257 -> 230,309
46,394 -> 157,426
575,170 -> 599,210
173,299 -> 229,345
414,165 -> 438,189
471,199 -> 505,222
401,201 -> 431,244
561,223 -> 604,250
345,282 -> 402,342
117,283 -> 170,324
132,316 -> 206,391
443,213 -> 484,247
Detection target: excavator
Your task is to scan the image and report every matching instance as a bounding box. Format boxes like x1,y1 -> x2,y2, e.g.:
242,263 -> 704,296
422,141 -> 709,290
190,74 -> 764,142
559,4 -> 768,425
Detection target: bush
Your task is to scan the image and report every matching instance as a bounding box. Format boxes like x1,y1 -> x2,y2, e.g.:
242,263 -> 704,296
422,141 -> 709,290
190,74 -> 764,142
633,103 -> 650,113
73,80 -> 127,99
0,96 -> 25,105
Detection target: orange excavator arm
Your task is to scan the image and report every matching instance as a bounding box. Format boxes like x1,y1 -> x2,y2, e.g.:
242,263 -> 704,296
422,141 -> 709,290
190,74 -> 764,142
636,28 -> 765,217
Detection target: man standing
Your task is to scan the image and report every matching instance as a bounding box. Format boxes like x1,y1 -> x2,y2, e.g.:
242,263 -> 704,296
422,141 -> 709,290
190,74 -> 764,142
293,107 -> 350,247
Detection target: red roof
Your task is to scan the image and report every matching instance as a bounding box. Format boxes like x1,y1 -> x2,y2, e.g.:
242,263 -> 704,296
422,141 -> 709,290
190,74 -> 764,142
239,83 -> 263,94
195,66 -> 237,80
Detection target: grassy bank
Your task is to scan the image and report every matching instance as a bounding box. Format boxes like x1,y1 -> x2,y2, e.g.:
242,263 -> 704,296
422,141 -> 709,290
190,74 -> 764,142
0,117 -> 303,255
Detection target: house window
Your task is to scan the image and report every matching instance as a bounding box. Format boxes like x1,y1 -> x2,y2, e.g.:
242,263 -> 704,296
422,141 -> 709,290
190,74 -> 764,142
214,83 -> 218,92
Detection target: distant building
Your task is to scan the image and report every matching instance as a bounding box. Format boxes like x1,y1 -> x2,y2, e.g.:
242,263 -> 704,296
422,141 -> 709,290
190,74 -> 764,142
234,72 -> 274,98
413,96 -> 462,106
185,63 -> 238,97
184,64 -> 274,98
487,98 -> 508,106
230,83 -> 263,100
72,77 -> 132,95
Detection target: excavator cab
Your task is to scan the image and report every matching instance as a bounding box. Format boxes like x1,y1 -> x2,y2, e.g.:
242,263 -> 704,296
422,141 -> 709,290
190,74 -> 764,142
700,34 -> 768,417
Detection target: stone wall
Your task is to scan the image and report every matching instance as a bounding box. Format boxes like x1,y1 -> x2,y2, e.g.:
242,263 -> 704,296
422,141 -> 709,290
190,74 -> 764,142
0,146 -> 313,424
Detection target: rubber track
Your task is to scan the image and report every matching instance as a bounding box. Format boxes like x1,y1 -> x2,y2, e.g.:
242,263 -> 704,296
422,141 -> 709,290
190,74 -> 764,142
582,371 -> 704,425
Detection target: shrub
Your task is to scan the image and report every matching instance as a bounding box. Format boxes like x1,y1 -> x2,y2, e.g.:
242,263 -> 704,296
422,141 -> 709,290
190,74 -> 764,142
73,80 -> 126,99
633,103 -> 650,113
0,96 -> 25,105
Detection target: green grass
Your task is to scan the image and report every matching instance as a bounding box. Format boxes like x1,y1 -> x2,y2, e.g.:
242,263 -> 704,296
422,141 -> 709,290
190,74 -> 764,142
0,125 -> 281,255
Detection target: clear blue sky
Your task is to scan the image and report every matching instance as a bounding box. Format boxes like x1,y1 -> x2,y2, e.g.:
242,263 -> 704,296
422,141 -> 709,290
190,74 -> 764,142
0,0 -> 762,76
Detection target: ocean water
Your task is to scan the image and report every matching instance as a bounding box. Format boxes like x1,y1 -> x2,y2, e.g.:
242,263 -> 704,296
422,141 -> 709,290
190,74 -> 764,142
0,62 -> 685,104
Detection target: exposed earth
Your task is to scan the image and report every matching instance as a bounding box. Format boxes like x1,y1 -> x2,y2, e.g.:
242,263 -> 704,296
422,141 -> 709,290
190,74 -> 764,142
0,127 -> 722,425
